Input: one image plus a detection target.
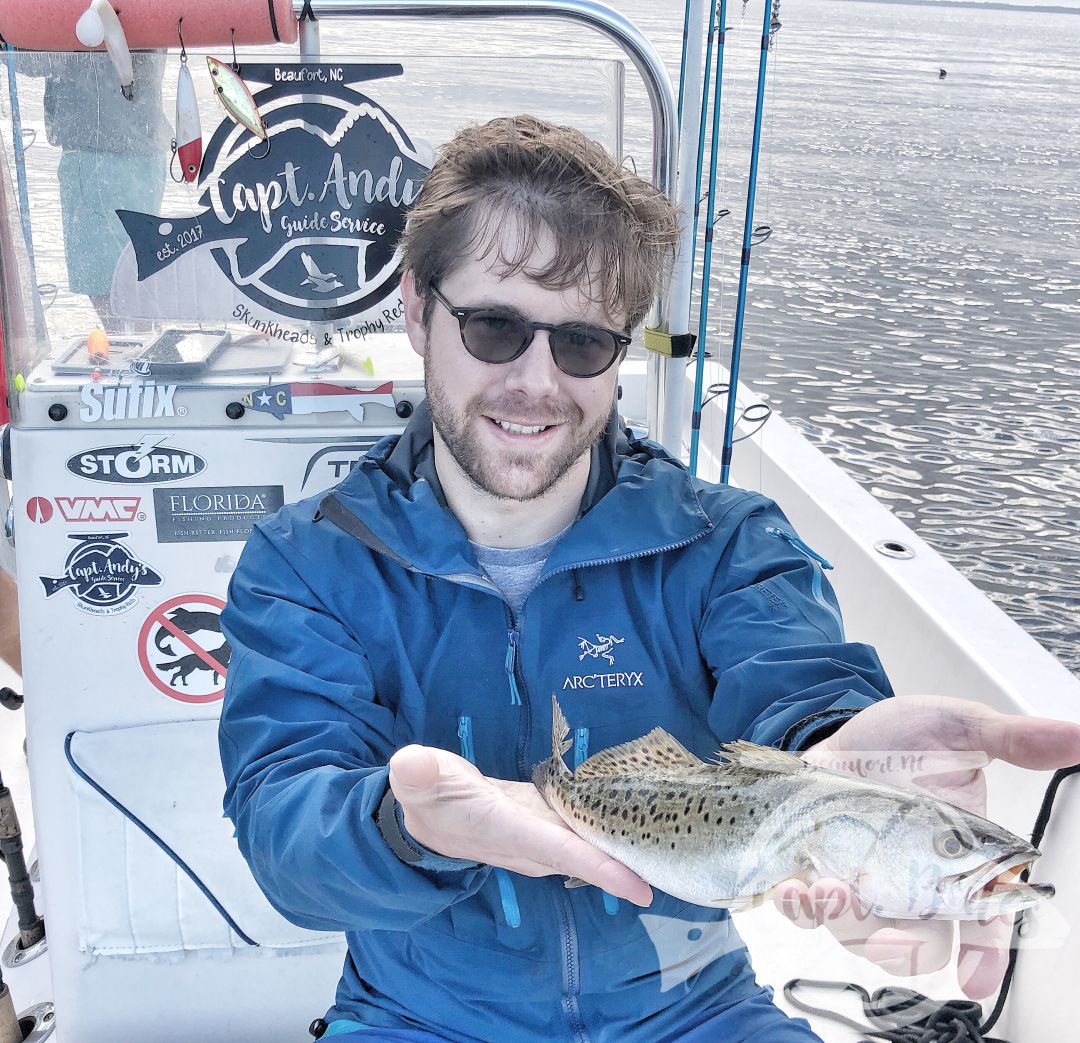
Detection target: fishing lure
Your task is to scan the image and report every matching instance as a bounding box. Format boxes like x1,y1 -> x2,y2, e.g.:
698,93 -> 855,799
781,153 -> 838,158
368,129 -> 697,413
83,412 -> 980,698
172,20 -> 203,183
206,56 -> 267,142
75,0 -> 134,101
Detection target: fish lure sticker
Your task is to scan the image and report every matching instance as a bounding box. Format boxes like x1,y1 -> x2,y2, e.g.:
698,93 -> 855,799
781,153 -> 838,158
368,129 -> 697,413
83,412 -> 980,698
241,381 -> 395,423
118,63 -> 429,323
40,533 -> 163,616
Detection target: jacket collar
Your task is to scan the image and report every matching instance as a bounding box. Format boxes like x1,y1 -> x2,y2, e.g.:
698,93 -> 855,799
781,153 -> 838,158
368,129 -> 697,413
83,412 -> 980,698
323,400 -> 713,578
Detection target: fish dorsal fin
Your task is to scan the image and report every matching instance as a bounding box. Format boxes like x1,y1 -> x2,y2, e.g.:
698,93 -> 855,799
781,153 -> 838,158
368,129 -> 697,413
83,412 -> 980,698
574,728 -> 704,779
709,740 -> 809,774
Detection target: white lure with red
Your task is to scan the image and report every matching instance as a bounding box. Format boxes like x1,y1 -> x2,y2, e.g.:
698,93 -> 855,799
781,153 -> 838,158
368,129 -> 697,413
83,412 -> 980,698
174,63 -> 203,182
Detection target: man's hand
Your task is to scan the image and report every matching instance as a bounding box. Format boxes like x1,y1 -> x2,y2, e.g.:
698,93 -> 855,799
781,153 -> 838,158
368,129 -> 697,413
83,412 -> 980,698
388,744 -> 654,907
773,696 -> 1080,999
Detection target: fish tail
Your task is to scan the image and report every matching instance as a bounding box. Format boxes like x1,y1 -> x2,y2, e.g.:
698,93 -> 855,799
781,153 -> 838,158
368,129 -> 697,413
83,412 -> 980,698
551,694 -> 572,770
40,576 -> 71,598
116,210 -> 206,281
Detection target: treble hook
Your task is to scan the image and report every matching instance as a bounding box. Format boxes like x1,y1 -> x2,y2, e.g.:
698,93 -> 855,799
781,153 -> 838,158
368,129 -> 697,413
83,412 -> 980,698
230,28 -> 239,73
177,18 -> 188,64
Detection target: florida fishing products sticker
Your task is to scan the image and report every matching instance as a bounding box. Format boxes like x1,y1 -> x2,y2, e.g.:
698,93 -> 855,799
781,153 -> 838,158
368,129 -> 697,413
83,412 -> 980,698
137,595 -> 230,704
153,485 -> 284,543
117,63 -> 429,324
40,532 -> 163,616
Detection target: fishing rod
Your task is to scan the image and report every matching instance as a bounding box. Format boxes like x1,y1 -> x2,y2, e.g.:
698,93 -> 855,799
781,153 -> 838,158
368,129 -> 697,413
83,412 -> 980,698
676,0 -> 692,127
2,45 -> 48,342
687,0 -> 729,475
718,0 -> 780,484
689,1 -> 723,266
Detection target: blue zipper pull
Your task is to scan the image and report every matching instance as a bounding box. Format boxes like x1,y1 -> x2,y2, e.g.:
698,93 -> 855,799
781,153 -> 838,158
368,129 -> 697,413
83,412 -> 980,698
573,728 -> 589,769
457,716 -> 476,764
765,526 -> 834,569
504,629 -> 522,706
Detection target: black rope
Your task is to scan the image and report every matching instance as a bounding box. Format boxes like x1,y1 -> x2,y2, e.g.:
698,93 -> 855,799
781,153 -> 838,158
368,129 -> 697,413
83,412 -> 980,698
784,763 -> 1080,1042
981,762 -> 1080,1032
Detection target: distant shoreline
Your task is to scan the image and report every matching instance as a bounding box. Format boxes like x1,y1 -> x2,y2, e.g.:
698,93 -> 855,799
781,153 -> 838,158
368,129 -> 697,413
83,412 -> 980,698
852,0 -> 1079,14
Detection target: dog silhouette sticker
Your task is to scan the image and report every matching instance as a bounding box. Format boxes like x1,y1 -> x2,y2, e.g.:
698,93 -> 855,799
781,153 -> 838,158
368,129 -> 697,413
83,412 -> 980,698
138,595 -> 231,704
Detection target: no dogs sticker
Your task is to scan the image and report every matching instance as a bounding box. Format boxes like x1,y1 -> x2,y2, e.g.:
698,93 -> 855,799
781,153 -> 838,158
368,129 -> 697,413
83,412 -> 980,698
137,594 -> 230,703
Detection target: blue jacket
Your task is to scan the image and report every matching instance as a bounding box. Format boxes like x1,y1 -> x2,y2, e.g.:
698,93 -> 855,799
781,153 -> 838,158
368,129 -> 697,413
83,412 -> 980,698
220,405 -> 893,1042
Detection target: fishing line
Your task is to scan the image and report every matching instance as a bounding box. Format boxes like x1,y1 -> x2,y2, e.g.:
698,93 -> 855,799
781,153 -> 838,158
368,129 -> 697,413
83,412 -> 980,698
783,763 -> 1080,1043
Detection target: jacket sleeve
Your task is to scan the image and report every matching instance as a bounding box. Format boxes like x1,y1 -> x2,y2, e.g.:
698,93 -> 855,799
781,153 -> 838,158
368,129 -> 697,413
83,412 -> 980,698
219,523 -> 490,935
698,498 -> 893,750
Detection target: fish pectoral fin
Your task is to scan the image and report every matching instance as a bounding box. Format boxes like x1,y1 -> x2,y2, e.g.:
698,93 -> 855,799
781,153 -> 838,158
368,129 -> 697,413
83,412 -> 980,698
709,740 -> 809,774
573,727 -> 704,778
563,876 -> 589,889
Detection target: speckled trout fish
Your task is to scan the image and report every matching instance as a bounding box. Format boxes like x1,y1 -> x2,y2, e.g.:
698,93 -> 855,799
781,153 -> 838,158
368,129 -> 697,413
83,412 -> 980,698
533,697 -> 1054,919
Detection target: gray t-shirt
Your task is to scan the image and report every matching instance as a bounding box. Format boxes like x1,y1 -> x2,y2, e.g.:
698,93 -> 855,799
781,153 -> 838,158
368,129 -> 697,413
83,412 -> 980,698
471,525 -> 571,618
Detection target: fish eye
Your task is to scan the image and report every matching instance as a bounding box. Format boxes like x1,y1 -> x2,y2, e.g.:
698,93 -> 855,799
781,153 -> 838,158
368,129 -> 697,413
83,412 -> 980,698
934,828 -> 973,859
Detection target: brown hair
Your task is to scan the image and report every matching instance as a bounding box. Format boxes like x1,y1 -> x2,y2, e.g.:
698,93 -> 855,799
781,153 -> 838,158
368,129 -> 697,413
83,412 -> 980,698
400,115 -> 681,331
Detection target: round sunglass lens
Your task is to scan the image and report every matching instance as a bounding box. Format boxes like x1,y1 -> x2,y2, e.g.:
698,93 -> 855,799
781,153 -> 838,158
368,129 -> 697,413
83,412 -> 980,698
552,327 -> 619,377
463,313 -> 529,363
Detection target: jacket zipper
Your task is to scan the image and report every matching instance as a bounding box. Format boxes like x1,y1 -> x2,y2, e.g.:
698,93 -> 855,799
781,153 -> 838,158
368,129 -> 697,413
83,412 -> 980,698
457,716 -> 521,929
765,526 -> 845,638
554,883 -> 589,1043
573,728 -> 619,917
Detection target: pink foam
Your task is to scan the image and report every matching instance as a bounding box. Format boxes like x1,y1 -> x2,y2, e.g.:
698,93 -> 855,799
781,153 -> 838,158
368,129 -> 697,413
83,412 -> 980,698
1,0 -> 298,49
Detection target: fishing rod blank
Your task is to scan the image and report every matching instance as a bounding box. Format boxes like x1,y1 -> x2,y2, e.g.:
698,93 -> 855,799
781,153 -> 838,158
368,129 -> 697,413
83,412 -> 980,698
688,0 -> 729,475
719,0 -> 779,484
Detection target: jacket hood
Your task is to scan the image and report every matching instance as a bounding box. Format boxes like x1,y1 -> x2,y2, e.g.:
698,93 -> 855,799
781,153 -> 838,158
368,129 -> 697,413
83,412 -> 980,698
319,400 -> 717,579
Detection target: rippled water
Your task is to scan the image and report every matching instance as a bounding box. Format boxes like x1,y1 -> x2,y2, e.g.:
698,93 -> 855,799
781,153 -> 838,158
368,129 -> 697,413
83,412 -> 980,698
703,0 -> 1080,674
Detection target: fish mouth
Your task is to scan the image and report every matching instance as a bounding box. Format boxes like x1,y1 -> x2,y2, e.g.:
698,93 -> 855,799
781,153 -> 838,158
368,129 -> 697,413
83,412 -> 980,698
945,850 -> 1055,912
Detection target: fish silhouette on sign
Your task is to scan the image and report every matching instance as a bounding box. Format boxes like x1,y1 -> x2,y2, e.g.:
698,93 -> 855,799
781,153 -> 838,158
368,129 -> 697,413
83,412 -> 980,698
117,63 -> 429,323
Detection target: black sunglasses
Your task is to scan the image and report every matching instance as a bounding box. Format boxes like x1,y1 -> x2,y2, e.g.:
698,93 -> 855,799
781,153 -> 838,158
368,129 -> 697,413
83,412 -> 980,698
428,283 -> 630,379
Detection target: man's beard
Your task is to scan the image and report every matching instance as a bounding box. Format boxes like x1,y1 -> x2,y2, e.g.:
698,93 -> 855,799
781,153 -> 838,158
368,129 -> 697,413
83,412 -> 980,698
425,359 -> 613,503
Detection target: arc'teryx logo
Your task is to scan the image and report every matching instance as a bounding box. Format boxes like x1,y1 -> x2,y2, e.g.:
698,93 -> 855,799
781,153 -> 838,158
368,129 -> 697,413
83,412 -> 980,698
578,634 -> 625,666
564,634 -> 644,692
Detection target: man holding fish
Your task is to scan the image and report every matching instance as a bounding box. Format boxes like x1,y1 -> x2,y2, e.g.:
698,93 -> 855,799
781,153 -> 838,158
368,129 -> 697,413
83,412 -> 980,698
219,115 -> 1080,1041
